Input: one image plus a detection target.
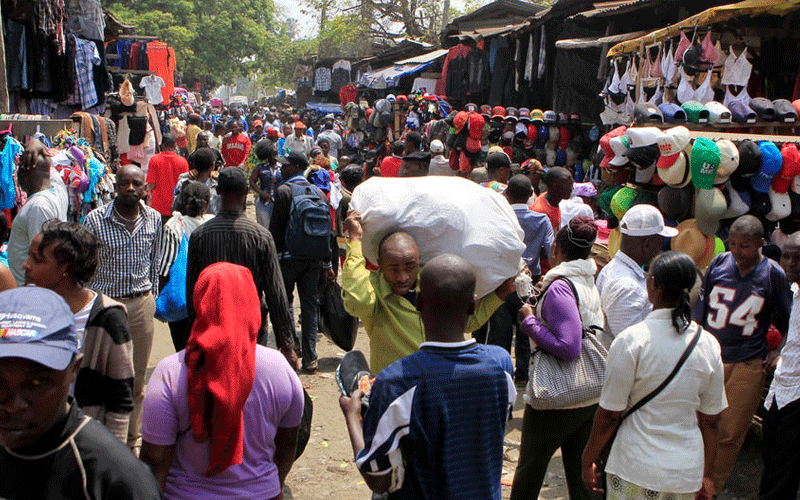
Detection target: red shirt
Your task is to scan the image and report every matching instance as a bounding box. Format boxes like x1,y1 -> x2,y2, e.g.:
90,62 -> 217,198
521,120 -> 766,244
221,133 -> 252,167
146,151 -> 189,215
380,155 -> 402,178
530,192 -> 561,233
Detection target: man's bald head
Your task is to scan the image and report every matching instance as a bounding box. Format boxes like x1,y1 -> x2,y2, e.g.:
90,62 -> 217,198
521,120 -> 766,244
730,215 -> 764,240
378,231 -> 419,262
117,163 -> 146,182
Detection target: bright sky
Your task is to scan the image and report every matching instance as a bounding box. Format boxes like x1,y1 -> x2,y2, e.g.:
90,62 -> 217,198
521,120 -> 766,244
275,0 -> 487,39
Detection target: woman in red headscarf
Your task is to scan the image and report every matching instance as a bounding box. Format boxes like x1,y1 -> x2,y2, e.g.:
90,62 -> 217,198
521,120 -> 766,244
140,262 -> 304,500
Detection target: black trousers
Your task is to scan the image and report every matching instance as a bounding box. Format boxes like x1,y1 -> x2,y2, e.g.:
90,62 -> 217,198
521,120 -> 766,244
473,294 -> 530,379
510,404 -> 601,500
759,396 -> 800,500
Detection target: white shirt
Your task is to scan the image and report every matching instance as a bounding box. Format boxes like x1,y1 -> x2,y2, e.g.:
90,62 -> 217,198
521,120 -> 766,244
284,134 -> 314,156
140,75 -> 165,105
7,187 -> 68,285
73,291 -> 98,351
601,310 -> 727,493
766,283 -> 800,409
316,129 -> 343,158
428,155 -> 453,176
596,251 -> 651,348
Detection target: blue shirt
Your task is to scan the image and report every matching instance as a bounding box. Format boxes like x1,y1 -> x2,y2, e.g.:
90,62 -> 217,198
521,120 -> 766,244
512,204 -> 554,277
693,252 -> 791,363
357,340 -> 515,500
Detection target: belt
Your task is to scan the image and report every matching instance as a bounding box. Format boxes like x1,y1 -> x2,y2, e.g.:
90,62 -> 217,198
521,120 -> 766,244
115,290 -> 151,300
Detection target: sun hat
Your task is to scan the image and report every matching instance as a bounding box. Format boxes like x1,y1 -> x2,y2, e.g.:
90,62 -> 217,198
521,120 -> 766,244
671,219 -> 717,269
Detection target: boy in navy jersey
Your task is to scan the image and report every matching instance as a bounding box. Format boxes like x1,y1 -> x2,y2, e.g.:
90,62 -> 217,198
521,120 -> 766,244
340,254 -> 516,500
693,215 -> 791,494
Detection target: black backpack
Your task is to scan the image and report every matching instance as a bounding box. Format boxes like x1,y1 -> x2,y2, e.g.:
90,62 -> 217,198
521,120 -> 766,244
284,180 -> 332,259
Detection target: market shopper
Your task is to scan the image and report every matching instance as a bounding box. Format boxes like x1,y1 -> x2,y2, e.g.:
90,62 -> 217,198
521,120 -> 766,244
379,141 -> 405,177
511,216 -> 603,500
84,164 -> 162,452
342,210 -> 513,373
269,151 -> 335,373
759,233 -> 800,500
147,134 -> 189,224
221,118 -> 251,168
693,215 -> 791,494
317,115 -> 343,159
481,150 -> 512,193
186,167 -> 297,368
23,221 -> 135,444
284,121 -> 314,156
596,204 -> 677,347
174,148 -> 219,215
250,140 -> 281,229
340,254 -> 516,499
0,287 -> 160,500
427,139 -> 452,176
8,138 -> 68,286
582,251 -> 726,500
531,166 -> 573,233
141,263 -> 303,500
398,150 -> 431,177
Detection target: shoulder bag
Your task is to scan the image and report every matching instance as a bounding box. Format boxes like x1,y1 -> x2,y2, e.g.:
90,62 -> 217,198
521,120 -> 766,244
527,278 -> 608,410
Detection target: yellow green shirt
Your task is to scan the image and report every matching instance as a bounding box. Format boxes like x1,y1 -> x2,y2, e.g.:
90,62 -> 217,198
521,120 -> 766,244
342,239 -> 504,372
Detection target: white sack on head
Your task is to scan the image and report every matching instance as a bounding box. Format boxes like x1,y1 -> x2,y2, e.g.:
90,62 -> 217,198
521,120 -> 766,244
349,176 -> 526,298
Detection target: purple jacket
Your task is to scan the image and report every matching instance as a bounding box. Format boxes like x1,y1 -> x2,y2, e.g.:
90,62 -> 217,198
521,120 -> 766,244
520,280 -> 583,360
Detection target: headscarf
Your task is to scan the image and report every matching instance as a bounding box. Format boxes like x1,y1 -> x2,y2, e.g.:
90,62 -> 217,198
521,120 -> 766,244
185,262 -> 260,476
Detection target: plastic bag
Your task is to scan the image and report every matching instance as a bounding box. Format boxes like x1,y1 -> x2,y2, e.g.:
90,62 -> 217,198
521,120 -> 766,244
155,235 -> 189,322
349,176 -> 525,298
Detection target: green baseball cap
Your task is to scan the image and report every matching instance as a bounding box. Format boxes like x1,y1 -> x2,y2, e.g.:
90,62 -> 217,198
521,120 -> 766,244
691,137 -> 721,190
681,101 -> 710,124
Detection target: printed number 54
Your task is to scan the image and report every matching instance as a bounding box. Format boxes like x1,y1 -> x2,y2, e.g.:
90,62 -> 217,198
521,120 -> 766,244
707,287 -> 765,337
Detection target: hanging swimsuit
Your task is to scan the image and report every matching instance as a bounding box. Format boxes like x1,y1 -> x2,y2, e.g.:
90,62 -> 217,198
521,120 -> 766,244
678,69 -> 714,104
721,46 -> 752,87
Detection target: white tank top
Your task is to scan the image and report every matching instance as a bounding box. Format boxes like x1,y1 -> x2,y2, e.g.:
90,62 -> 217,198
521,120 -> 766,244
677,69 -> 714,104
721,47 -> 752,87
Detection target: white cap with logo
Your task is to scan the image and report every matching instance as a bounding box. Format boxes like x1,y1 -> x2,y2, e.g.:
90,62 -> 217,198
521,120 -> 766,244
619,204 -> 679,237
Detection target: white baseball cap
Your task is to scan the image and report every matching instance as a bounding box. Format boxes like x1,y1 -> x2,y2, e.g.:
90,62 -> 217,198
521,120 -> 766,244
608,135 -> 630,167
619,204 -> 679,237
430,139 -> 444,153
626,127 -> 661,148
656,126 -> 691,167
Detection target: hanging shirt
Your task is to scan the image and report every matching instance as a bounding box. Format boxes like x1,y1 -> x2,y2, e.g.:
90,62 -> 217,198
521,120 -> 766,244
73,36 -> 101,110
140,75 -> 165,105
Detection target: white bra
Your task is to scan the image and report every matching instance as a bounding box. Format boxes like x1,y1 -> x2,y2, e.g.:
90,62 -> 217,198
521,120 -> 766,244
723,85 -> 751,108
678,69 -> 714,104
661,41 -> 678,86
720,47 -> 752,87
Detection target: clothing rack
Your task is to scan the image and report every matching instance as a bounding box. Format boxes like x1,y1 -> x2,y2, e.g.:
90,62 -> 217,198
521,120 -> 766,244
0,119 -> 72,137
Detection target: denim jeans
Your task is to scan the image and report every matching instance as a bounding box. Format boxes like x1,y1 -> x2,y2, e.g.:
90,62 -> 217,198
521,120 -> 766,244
280,258 -> 322,365
255,198 -> 274,229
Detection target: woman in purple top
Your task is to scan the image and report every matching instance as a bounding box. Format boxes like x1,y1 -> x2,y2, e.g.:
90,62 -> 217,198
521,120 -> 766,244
510,216 -> 605,500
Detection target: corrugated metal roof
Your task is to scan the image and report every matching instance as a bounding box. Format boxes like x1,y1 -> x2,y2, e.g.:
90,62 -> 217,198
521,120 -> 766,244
568,0 -> 661,19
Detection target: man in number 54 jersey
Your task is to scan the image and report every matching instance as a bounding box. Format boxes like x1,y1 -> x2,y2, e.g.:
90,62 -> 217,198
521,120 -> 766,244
693,215 -> 791,496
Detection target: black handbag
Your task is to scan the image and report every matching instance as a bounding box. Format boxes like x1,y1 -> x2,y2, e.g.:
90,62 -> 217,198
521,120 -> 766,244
318,281 -> 359,352
598,324 -> 702,494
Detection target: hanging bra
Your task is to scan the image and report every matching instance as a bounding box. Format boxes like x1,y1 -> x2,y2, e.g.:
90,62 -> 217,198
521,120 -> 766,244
674,31 -> 691,62
607,59 -> 627,108
700,32 -> 717,65
713,41 -> 725,68
661,41 -> 678,86
678,69 -> 714,104
721,47 -> 752,87
650,47 -> 663,79
723,85 -> 752,108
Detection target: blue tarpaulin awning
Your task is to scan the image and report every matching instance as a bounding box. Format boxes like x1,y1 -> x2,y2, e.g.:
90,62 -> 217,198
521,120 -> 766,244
304,102 -> 345,114
358,61 -> 436,89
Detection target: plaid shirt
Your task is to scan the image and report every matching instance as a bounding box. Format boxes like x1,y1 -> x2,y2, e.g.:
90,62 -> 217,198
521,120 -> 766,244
66,36 -> 101,109
84,200 -> 163,299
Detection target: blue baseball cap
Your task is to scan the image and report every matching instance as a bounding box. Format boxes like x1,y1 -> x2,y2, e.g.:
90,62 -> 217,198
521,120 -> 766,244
555,148 -> 567,166
537,125 -> 549,144
658,103 -> 687,123
729,100 -> 757,124
750,141 -> 783,193
0,287 -> 77,370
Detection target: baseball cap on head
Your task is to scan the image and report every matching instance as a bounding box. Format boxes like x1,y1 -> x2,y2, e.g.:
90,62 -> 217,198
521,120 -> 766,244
0,287 -> 78,370
690,138 -> 720,190
619,203 -> 678,237
656,126 -> 691,168
750,141 -> 783,193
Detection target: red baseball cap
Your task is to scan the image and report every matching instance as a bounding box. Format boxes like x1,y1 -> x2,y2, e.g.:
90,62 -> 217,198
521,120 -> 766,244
773,143 -> 800,194
266,127 -> 279,138
491,106 -> 506,120
253,119 -> 263,127
294,121 -> 306,129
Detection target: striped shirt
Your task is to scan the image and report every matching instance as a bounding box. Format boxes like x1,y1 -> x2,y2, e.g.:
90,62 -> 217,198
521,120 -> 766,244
357,340 -> 515,499
185,210 -> 295,351
84,201 -> 163,299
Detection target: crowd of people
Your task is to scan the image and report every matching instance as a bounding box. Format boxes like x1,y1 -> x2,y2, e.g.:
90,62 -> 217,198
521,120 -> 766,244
0,94 -> 798,500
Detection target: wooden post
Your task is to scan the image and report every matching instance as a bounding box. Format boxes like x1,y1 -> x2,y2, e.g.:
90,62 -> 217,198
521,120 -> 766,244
0,2 -> 9,113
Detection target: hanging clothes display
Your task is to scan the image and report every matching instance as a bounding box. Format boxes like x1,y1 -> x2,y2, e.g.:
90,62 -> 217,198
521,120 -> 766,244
331,60 -> 351,95
147,41 -> 176,103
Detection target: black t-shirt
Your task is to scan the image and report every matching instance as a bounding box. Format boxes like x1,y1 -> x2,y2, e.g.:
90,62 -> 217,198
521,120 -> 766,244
0,400 -> 160,500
